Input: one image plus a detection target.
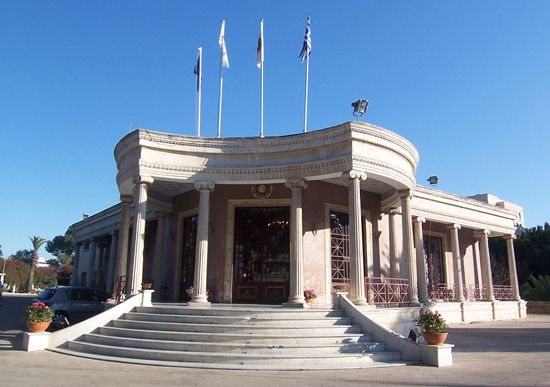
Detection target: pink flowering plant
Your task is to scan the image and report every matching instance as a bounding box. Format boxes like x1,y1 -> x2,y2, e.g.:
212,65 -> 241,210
303,288 -> 317,300
416,308 -> 447,333
25,302 -> 54,323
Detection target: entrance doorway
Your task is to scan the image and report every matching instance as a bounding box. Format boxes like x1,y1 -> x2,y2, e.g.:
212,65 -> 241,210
232,207 -> 290,304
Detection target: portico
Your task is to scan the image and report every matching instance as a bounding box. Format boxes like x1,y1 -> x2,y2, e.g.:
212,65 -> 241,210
70,120 -> 525,322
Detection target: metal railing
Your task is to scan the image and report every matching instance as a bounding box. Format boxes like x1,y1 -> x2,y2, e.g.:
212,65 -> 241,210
493,285 -> 514,300
428,283 -> 456,301
365,277 -> 410,307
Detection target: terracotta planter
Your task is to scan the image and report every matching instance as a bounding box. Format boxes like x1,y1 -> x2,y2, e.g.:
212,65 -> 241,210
422,331 -> 448,345
26,320 -> 51,333
305,297 -> 316,304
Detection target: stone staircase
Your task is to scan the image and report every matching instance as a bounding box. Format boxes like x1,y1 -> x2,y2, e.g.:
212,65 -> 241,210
53,304 -> 407,370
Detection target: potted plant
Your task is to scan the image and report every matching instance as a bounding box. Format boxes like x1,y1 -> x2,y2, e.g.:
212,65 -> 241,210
304,288 -> 317,304
25,302 -> 54,333
416,308 -> 448,345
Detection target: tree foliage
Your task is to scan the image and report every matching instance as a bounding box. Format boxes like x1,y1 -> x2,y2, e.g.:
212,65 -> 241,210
27,236 -> 47,293
9,249 -> 34,264
46,229 -> 74,258
521,275 -> 550,301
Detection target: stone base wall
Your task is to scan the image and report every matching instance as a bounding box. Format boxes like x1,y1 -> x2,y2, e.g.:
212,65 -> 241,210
527,301 -> 550,314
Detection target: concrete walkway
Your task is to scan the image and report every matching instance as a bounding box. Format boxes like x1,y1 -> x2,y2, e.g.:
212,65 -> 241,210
1,294 -> 549,386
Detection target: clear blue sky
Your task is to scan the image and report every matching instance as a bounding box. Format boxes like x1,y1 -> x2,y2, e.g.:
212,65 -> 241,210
1,1 -> 549,260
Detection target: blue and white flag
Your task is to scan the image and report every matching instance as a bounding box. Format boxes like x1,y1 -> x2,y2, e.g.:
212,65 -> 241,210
193,47 -> 202,92
299,17 -> 311,62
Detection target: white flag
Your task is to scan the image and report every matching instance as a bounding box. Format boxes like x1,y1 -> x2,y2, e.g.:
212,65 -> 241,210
219,20 -> 230,68
256,19 -> 264,69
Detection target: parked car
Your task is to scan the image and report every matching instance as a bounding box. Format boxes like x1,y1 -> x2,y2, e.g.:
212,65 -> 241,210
33,286 -> 111,329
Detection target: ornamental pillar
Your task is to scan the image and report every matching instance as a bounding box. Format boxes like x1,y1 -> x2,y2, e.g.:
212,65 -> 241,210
86,239 -> 96,287
413,217 -> 429,304
285,178 -> 307,305
504,235 -> 520,300
475,230 -> 494,301
387,208 -> 401,278
113,195 -> 132,296
128,176 -> 154,296
400,190 -> 419,305
153,212 -> 167,301
191,181 -> 215,304
449,224 -> 465,302
346,170 -> 367,305
106,231 -> 118,294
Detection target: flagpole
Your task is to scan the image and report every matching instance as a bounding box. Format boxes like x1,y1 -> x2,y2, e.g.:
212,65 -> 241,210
304,52 -> 309,133
259,18 -> 264,138
196,47 -> 202,137
217,57 -> 223,139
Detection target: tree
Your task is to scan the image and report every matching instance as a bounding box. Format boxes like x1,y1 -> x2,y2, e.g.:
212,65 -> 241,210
27,236 -> 47,293
9,249 -> 33,264
46,230 -> 74,258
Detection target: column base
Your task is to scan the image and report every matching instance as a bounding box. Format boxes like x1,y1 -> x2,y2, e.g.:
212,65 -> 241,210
351,297 -> 368,306
188,300 -> 211,308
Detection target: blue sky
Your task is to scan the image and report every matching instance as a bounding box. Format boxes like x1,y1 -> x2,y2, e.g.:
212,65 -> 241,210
1,1 -> 549,259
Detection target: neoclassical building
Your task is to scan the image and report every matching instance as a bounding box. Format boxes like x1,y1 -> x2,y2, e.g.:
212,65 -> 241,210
70,121 -> 525,323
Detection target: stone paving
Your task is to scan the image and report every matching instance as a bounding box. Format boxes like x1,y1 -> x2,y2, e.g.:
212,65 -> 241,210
1,293 -> 549,386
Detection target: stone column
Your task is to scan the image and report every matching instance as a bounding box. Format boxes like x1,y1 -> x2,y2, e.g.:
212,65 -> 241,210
504,235 -> 521,301
347,170 -> 368,305
128,176 -> 154,296
387,208 -> 401,278
400,190 -> 419,305
106,231 -> 118,294
95,245 -> 104,288
113,195 -> 132,296
413,217 -> 429,304
285,178 -> 308,305
191,181 -> 215,304
153,213 -> 167,301
475,230 -> 494,301
86,239 -> 96,287
449,224 -> 465,302
71,243 -> 81,285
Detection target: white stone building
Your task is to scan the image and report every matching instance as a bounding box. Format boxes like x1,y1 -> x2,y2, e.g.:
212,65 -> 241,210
70,121 -> 526,323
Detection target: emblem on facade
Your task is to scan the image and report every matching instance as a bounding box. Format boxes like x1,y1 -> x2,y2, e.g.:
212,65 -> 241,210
251,184 -> 273,199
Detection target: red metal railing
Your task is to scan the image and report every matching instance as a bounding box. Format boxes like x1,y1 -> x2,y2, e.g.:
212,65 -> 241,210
365,277 -> 410,307
463,284 -> 487,301
428,283 -> 456,301
493,285 -> 513,300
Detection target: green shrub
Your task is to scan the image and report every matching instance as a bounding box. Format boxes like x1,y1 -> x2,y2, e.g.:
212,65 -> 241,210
521,275 -> 550,301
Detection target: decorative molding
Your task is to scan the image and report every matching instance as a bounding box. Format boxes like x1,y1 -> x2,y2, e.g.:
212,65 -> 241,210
251,184 -> 273,199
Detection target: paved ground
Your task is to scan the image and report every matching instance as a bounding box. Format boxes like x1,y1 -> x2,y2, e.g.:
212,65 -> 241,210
1,293 -> 549,387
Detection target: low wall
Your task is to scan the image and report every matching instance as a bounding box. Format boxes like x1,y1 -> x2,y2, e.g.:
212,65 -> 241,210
430,300 -> 526,324
527,301 -> 550,314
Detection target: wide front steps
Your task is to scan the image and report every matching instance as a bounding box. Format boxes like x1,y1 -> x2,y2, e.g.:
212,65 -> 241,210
55,304 -> 407,370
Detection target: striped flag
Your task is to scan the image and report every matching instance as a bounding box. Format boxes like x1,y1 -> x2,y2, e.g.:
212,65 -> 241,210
256,18 -> 264,69
219,20 -> 230,68
299,17 -> 311,62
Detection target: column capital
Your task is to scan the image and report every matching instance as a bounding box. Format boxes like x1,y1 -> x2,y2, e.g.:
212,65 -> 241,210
194,181 -> 215,191
473,229 -> 491,238
120,194 -> 133,203
447,223 -> 461,231
503,234 -> 516,241
413,216 -> 426,224
110,230 -> 119,237
384,208 -> 401,216
398,190 -> 412,200
134,176 -> 154,186
344,170 -> 367,182
285,178 -> 308,190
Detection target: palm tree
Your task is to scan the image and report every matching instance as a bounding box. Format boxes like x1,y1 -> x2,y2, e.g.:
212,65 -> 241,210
27,236 -> 47,293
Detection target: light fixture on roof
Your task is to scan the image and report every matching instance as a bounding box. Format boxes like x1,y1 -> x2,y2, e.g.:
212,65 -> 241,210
427,176 -> 439,186
351,99 -> 368,116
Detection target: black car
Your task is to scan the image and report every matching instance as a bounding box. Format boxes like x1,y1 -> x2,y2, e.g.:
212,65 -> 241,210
34,286 -> 111,329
